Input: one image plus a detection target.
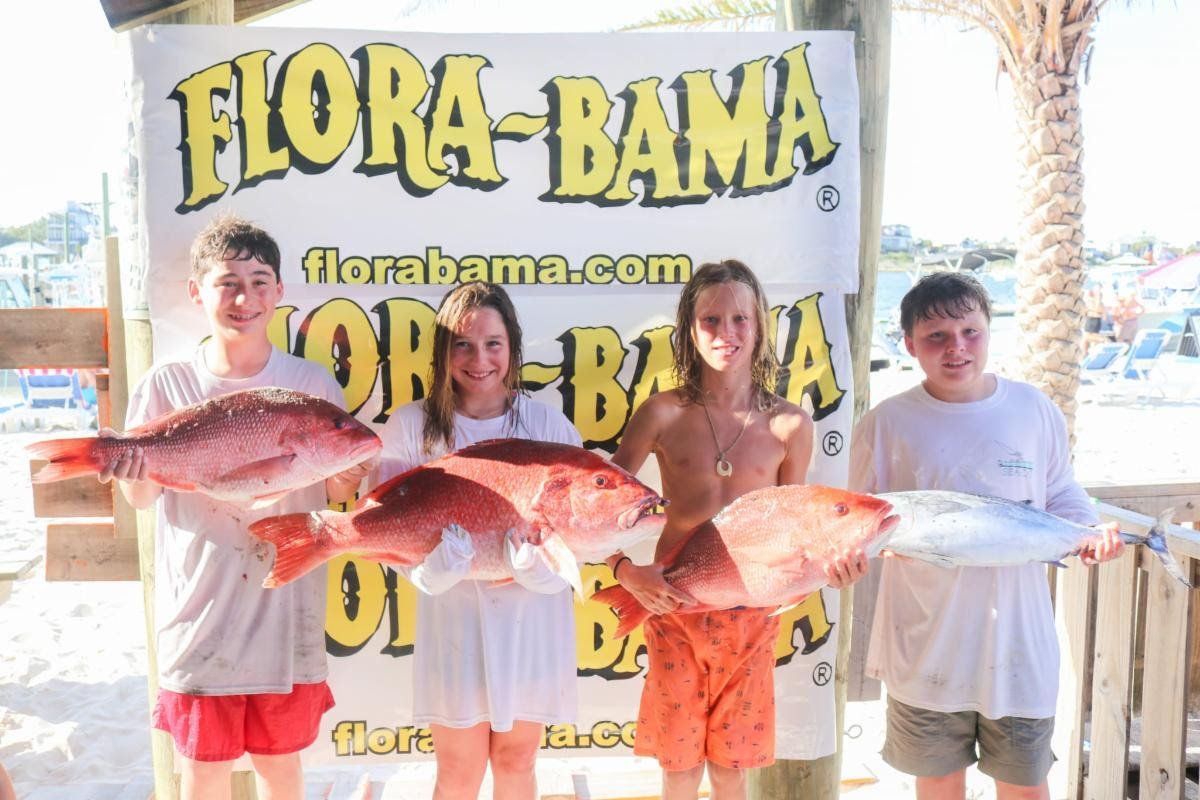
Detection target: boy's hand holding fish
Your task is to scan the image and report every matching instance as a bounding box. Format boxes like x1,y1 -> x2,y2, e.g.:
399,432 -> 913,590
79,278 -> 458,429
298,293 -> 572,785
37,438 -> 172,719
1078,520 -> 1124,565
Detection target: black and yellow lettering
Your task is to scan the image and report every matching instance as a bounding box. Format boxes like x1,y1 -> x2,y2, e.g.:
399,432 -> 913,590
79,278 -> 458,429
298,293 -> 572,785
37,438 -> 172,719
777,294 -> 845,420
537,255 -> 568,284
542,76 -> 618,202
557,326 -> 629,450
232,50 -> 291,190
325,556 -> 388,656
774,590 -> 834,663
575,564 -> 648,678
170,61 -> 234,212
427,55 -> 504,188
605,78 -> 688,205
275,43 -> 359,173
373,297 -> 435,423
493,255 -> 536,284
770,44 -> 839,179
295,298 -> 380,414
626,325 -> 677,417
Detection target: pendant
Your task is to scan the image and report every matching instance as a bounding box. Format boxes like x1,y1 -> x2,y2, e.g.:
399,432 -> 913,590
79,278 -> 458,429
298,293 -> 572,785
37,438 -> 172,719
716,457 -> 733,477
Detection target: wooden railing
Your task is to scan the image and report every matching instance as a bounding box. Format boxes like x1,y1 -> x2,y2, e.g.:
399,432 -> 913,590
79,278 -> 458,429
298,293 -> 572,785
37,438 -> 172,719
1060,481 -> 1200,800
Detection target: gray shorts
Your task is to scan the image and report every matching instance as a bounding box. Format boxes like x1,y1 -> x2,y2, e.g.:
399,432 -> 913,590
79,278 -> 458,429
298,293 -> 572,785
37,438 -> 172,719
882,697 -> 1054,787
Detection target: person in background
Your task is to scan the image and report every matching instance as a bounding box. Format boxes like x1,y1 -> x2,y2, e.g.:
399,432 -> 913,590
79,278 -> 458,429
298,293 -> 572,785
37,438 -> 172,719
1082,284 -> 1107,348
1112,283 -> 1144,344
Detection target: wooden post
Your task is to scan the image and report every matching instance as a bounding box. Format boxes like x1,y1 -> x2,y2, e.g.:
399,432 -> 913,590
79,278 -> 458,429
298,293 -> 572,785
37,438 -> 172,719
754,2 -> 891,797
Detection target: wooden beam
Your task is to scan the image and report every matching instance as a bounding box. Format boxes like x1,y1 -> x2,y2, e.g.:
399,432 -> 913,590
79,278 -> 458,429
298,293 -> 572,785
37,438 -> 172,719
30,460 -> 115,518
1138,553 -> 1192,800
99,0 -> 210,31
234,0 -> 310,24
45,523 -> 139,581
0,308 -> 109,369
1083,547 -> 1138,800
1086,481 -> 1200,524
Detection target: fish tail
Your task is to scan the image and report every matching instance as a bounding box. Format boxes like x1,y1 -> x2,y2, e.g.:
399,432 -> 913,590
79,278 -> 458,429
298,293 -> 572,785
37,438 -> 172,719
249,511 -> 337,588
591,584 -> 652,638
1140,509 -> 1192,589
26,437 -> 102,482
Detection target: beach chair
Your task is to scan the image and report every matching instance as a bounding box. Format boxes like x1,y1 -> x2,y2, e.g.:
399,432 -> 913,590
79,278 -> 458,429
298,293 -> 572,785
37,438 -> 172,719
16,368 -> 87,409
1119,328 -> 1171,381
1079,342 -> 1128,386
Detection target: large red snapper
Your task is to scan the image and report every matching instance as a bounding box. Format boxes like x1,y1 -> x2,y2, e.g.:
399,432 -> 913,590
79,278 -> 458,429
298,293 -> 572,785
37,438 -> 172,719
27,387 -> 381,507
591,485 -> 897,637
248,438 -> 667,593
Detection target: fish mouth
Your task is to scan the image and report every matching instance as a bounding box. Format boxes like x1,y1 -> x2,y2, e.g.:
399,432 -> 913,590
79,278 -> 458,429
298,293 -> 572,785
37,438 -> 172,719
618,496 -> 667,529
880,514 -> 900,536
347,436 -> 383,460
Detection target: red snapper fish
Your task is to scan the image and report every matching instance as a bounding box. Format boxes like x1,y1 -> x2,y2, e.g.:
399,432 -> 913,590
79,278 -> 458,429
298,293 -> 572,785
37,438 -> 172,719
248,438 -> 667,594
591,484 -> 898,636
28,387 -> 381,508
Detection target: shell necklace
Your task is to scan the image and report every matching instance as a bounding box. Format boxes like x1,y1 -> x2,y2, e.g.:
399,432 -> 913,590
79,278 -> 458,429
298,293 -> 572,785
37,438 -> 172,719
700,400 -> 753,478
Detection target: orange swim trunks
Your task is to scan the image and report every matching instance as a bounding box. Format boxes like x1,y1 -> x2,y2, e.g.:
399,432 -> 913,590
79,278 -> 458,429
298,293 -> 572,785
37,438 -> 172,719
634,607 -> 779,771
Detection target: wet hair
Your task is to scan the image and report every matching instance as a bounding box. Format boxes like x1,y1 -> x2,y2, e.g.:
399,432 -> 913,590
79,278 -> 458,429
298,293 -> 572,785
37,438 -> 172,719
423,282 -> 525,454
899,271 -> 992,336
674,260 -> 778,412
190,213 -> 282,281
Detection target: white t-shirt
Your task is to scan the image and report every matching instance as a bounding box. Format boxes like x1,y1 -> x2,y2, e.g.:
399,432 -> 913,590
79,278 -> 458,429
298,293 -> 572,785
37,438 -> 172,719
849,377 -> 1096,719
377,395 -> 582,731
127,347 -> 342,695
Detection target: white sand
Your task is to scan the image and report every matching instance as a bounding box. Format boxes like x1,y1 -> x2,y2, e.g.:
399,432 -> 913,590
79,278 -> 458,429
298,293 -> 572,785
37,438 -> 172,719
2,366 -> 1196,798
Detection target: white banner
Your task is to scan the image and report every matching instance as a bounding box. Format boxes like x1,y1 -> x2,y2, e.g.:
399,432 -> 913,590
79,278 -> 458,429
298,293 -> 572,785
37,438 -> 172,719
129,26 -> 861,763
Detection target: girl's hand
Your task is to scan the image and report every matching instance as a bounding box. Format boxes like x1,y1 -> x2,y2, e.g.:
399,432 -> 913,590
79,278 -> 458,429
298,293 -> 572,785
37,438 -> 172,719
616,562 -> 695,616
98,446 -> 149,484
1080,521 -> 1124,565
824,546 -> 869,589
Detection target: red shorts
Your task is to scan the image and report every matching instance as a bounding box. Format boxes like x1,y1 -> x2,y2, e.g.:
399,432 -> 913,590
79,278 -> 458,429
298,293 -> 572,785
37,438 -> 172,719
634,608 -> 779,771
152,681 -> 334,763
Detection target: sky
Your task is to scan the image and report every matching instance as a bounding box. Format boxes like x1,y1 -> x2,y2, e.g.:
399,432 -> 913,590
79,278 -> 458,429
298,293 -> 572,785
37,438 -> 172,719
0,0 -> 1195,247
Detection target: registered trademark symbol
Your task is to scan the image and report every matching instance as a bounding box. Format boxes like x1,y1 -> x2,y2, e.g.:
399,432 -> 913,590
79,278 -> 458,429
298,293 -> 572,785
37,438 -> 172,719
816,185 -> 840,212
822,431 -> 843,456
813,661 -> 833,686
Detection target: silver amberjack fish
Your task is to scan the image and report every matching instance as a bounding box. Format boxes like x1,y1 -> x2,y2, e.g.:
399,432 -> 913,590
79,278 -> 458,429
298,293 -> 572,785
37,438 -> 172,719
878,490 -> 1191,588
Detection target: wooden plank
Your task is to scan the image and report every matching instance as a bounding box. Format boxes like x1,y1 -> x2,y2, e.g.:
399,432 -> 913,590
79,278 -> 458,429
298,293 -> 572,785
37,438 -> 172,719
1059,560 -> 1099,800
0,308 -> 109,369
234,0 -> 310,24
98,0 -> 209,30
0,555 -> 42,581
30,460 -> 115,518
1087,482 -> 1200,524
847,563 -> 882,701
1084,547 -> 1139,800
45,523 -> 139,581
1139,553 -> 1192,800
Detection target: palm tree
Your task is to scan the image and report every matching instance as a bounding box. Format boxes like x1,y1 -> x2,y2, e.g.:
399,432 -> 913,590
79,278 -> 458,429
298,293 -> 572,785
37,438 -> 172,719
636,0 -> 1121,441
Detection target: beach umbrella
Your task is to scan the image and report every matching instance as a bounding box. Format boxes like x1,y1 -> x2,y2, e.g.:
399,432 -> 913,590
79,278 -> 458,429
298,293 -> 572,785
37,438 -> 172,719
1139,253 -> 1200,291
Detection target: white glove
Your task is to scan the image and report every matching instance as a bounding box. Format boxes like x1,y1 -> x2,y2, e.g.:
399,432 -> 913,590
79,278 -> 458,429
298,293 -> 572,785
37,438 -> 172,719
410,524 -> 476,596
505,529 -> 570,595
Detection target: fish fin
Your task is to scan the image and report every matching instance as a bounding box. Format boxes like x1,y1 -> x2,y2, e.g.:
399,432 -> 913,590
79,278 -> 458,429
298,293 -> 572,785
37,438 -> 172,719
150,474 -> 198,492
26,436 -> 102,482
1044,560 -> 1068,569
591,584 -> 652,638
536,532 -> 583,598
248,511 -> 335,588
246,489 -> 295,510
770,594 -> 810,617
1138,509 -> 1192,588
490,578 -> 516,588
216,454 -> 299,487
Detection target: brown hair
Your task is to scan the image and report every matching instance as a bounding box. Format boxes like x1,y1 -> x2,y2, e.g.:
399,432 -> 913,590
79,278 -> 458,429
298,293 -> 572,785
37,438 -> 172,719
899,271 -> 992,335
190,213 -> 281,280
422,282 -> 525,454
673,260 -> 778,411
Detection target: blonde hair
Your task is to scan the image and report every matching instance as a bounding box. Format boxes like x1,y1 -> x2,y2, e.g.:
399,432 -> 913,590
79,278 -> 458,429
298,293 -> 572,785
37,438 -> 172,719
422,282 -> 524,454
673,260 -> 778,411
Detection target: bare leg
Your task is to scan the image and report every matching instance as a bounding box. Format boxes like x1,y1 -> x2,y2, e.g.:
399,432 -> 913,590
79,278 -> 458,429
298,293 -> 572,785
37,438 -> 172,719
178,756 -> 234,800
249,752 -> 303,800
0,763 -> 16,800
706,762 -> 747,800
996,779 -> 1049,800
662,764 -> 706,800
488,721 -> 544,800
430,722 -> 491,800
915,769 -> 966,800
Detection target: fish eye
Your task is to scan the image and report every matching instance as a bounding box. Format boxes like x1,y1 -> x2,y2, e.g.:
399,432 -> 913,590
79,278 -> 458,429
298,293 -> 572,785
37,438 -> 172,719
594,475 -> 608,487
333,418 -> 347,430
834,502 -> 848,515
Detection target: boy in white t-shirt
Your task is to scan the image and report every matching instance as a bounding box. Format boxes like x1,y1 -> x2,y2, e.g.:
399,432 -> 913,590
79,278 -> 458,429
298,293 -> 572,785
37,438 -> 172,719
102,215 -> 370,799
849,272 -> 1123,800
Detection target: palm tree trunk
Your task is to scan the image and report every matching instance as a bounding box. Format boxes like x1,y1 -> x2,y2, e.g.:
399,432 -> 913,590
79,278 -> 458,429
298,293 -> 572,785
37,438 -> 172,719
1009,42 -> 1091,444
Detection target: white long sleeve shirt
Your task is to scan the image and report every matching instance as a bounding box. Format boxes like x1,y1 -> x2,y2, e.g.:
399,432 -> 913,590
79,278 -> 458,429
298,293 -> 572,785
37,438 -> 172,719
849,377 -> 1096,719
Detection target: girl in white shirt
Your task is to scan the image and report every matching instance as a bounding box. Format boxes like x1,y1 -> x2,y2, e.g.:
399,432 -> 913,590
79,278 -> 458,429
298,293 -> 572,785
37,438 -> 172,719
375,282 -> 581,800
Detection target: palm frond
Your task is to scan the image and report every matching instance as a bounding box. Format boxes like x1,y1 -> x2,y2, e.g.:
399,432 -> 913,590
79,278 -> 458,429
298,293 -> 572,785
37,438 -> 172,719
620,0 -> 774,31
